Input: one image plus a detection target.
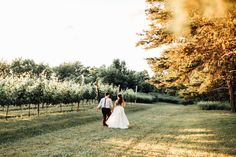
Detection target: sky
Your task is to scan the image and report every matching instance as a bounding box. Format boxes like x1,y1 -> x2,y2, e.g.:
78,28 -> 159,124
0,0 -> 162,75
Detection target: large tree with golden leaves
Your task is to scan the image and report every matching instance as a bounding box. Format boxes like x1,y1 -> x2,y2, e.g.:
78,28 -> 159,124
137,0 -> 236,111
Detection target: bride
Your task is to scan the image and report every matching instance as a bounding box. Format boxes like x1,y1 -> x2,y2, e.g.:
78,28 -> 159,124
106,94 -> 129,129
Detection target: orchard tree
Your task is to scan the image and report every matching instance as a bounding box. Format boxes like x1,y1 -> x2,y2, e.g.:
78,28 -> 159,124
0,61 -> 10,76
34,63 -> 53,79
99,59 -> 128,90
53,61 -> 87,83
10,58 -> 52,78
137,0 -> 236,111
10,58 -> 37,76
99,59 -> 156,92
135,70 -> 157,93
83,67 -> 99,84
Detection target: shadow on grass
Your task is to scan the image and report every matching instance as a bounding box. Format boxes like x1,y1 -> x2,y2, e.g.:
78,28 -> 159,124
0,104 -> 151,145
0,111 -> 100,145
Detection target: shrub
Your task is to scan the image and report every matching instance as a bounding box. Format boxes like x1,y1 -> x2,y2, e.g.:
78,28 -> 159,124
122,90 -> 157,103
157,94 -> 183,104
197,101 -> 231,110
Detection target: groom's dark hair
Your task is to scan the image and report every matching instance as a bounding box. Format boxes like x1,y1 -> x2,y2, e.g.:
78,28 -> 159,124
105,92 -> 110,96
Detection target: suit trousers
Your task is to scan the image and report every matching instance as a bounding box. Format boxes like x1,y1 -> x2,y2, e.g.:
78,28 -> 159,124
102,108 -> 111,126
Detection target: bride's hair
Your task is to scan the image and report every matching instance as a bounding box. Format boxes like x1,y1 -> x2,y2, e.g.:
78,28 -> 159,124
117,94 -> 123,105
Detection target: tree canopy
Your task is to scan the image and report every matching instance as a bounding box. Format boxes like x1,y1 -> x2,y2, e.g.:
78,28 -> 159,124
53,61 -> 87,83
137,0 -> 236,109
98,59 -> 156,92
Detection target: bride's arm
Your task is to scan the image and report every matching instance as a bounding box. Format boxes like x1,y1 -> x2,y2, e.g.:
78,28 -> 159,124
122,101 -> 126,107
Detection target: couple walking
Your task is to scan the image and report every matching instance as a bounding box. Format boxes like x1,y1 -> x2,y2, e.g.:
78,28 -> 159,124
96,92 -> 129,129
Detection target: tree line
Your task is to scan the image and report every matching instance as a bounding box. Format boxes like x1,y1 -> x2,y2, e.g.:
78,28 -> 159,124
0,58 -> 156,93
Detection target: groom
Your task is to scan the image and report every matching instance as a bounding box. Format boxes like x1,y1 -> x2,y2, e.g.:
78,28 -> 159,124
96,92 -> 113,126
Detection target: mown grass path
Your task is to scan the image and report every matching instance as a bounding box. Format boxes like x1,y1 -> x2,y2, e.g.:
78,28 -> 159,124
0,103 -> 235,157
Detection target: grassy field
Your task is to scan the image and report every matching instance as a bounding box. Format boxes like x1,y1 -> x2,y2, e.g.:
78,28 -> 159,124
0,103 -> 236,157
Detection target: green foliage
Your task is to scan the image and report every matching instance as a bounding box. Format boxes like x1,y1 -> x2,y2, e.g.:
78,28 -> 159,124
157,94 -> 183,104
122,89 -> 157,103
99,59 -> 156,93
135,93 -> 157,103
196,88 -> 229,102
9,58 -> 52,78
97,84 -> 158,103
0,75 -> 157,107
0,76 -> 96,106
53,61 -> 87,83
197,101 -> 231,110
99,59 -> 129,90
2,58 -> 157,94
0,61 -> 10,76
10,58 -> 36,75
0,58 -> 158,106
98,84 -> 119,100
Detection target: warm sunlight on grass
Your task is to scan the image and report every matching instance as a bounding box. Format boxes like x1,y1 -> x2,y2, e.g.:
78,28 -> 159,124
104,137 -> 232,157
0,103 -> 235,157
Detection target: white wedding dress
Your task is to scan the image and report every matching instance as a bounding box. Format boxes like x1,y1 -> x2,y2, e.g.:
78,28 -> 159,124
106,105 -> 129,129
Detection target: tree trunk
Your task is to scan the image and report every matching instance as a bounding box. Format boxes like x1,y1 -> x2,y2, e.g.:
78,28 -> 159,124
227,80 -> 236,112
37,104 -> 40,116
5,104 -> 9,120
77,101 -> 80,112
71,103 -> 74,112
96,80 -> 100,101
28,104 -> 31,117
20,105 -> 23,118
60,104 -> 62,112
46,104 -> 49,114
